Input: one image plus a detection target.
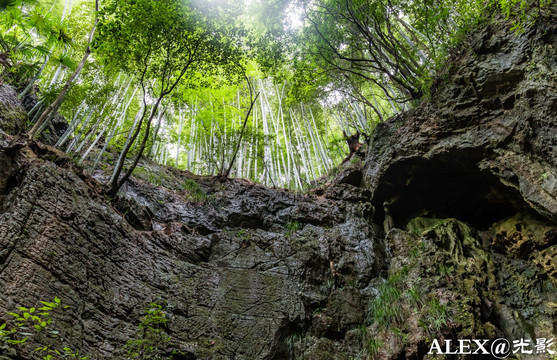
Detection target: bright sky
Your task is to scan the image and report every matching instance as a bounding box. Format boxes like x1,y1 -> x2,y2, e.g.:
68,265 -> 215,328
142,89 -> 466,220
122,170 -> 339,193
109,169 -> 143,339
284,2 -> 304,30
240,0 -> 304,31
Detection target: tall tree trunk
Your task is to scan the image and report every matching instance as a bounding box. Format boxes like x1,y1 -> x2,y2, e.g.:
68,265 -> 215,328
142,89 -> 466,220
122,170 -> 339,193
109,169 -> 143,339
108,103 -> 146,189
148,104 -> 167,157
27,0 -> 98,139
115,100 -> 160,191
175,106 -> 184,168
56,103 -> 89,148
79,126 -> 105,164
18,56 -> 48,99
223,92 -> 259,179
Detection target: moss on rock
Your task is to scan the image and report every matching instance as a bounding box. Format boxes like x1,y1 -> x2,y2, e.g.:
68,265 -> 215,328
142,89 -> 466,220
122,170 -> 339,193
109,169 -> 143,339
0,85 -> 27,134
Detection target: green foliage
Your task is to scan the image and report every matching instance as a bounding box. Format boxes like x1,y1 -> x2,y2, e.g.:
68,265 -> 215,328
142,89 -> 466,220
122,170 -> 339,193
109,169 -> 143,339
438,263 -> 452,275
405,286 -> 423,308
95,0 -> 256,195
365,243 -> 455,338
0,299 -> 189,359
0,0 -> 71,84
358,323 -> 384,357
285,331 -> 304,355
498,0 -> 540,32
133,166 -> 172,187
124,303 -> 173,360
392,326 -> 409,343
0,297 -> 87,359
285,0 -> 553,129
236,229 -> 250,242
418,298 -> 448,334
4,0 -> 553,194
367,267 -> 408,329
365,337 -> 384,356
285,221 -> 301,237
95,0 -> 245,91
181,178 -> 206,202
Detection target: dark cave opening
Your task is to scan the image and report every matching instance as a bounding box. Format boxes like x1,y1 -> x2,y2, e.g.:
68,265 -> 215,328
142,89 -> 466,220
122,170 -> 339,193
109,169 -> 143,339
372,155 -> 532,230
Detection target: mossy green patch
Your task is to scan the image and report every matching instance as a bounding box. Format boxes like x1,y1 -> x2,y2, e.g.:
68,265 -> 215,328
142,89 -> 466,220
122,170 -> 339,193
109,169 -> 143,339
0,103 -> 27,134
181,178 -> 207,202
407,217 -> 489,264
361,217 -> 505,358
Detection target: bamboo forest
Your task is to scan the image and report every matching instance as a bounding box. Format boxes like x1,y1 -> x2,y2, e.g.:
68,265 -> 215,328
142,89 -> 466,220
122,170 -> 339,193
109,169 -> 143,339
2,0 -> 541,192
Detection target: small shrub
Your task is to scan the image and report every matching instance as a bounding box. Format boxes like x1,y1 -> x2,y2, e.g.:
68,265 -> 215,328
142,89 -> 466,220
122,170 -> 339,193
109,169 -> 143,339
405,286 -> 423,308
285,221 -> 301,237
181,179 -> 206,202
285,332 -> 303,355
367,267 -> 408,329
125,303 -> 172,360
0,297 -> 87,359
419,298 -> 448,334
366,337 -> 384,356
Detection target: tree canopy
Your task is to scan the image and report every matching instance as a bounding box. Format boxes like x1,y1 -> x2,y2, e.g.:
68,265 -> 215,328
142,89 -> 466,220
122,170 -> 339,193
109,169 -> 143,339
1,0 -> 552,193
94,0 -> 251,194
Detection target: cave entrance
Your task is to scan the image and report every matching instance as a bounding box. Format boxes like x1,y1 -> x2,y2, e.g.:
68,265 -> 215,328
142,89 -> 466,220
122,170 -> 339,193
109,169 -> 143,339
372,154 -> 530,230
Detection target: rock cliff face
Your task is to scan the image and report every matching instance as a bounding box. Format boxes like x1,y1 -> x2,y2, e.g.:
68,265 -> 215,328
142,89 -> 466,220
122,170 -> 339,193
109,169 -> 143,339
0,150 -> 380,359
0,85 -> 27,136
1,11 -> 557,360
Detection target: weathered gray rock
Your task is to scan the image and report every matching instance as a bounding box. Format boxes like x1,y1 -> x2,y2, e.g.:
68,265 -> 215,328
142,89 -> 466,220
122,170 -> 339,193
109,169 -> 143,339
365,16 -> 557,226
0,83 -> 67,144
0,145 -> 382,359
358,11 -> 557,359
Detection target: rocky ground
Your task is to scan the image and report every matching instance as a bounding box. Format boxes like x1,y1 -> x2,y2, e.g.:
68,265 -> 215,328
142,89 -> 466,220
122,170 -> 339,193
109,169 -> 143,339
1,10 -> 557,360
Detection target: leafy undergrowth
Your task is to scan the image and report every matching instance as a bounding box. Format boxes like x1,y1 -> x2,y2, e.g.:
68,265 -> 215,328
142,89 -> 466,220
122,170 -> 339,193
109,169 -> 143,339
359,218 -> 494,359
